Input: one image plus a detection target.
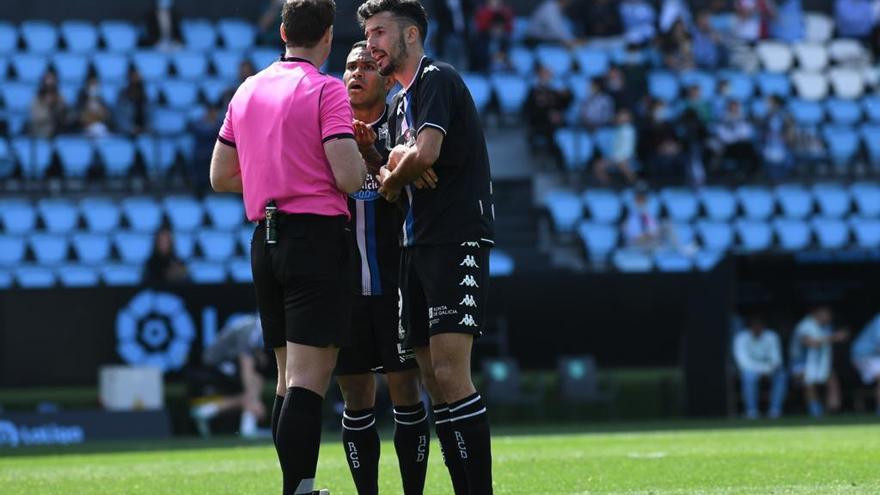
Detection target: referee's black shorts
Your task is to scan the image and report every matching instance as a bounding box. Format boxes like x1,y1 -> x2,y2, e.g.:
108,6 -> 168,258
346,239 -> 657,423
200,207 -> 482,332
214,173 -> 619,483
250,213 -> 352,349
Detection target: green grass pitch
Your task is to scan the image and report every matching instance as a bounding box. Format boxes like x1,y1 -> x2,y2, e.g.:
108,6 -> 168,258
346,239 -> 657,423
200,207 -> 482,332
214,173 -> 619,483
2,422 -> 879,494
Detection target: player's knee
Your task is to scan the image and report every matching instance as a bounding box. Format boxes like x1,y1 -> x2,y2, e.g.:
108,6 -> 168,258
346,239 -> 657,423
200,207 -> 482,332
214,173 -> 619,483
431,360 -> 467,392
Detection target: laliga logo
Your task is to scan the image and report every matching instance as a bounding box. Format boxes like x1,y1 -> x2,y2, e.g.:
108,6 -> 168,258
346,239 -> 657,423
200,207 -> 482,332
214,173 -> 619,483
115,290 -> 196,372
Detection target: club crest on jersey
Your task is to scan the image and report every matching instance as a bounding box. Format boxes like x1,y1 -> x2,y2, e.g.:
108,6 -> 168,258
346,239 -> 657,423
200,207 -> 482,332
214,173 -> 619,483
348,173 -> 381,201
377,122 -> 389,144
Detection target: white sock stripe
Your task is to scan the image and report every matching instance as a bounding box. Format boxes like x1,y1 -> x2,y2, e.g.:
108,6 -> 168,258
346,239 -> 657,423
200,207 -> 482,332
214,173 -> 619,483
342,418 -> 376,431
393,408 -> 425,415
449,395 -> 481,413
450,407 -> 487,423
394,414 -> 428,425
343,411 -> 374,421
434,417 -> 452,424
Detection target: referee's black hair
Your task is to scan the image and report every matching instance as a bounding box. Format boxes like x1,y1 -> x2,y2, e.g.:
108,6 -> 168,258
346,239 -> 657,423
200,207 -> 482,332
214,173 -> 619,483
282,0 -> 336,49
357,0 -> 428,43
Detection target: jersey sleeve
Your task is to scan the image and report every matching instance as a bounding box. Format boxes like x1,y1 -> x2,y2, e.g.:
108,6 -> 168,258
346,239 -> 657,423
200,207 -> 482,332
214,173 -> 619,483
218,100 -> 236,147
320,78 -> 355,143
414,66 -> 457,136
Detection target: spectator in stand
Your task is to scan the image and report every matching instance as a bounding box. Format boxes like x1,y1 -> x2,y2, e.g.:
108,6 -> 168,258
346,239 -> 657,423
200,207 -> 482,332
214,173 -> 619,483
789,306 -> 849,417
713,100 -> 760,179
835,0 -> 880,39
489,49 -> 515,72
579,78 -> 615,129
575,0 -> 623,38
30,70 -> 69,138
595,108 -> 638,185
143,0 -> 182,50
190,106 -> 222,193
659,19 -> 695,71
435,0 -> 475,70
639,99 -> 686,182
761,95 -> 795,179
733,0 -> 776,42
733,317 -> 787,419
619,0 -> 657,45
692,10 -> 725,69
851,313 -> 880,416
771,0 -> 804,42
473,0 -> 514,72
525,0 -> 581,48
525,64 -> 573,169
683,84 -> 712,123
712,79 -> 732,121
659,0 -> 693,33
623,181 -> 662,248
144,226 -> 189,285
619,44 -> 649,112
116,67 -> 148,136
257,0 -> 285,47
605,65 -> 635,112
77,75 -> 111,138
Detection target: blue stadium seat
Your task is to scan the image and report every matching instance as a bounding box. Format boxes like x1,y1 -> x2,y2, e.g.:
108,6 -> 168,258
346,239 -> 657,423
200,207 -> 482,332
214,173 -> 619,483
577,221 -> 618,259
582,189 -> 622,223
735,219 -> 773,252
508,45 -> 535,76
132,50 -> 169,82
564,74 -> 590,104
15,265 -> 56,288
574,47 -> 609,78
60,21 -> 98,53
489,250 -> 515,277
0,138 -> 16,179
648,71 -> 679,102
490,74 -> 528,115
95,135 -> 135,177
756,72 -> 791,97
37,198 -> 79,234
694,250 -> 724,271
654,250 -> 693,272
114,232 -> 153,264
670,222 -> 695,246
250,48 -> 278,71
542,190 -> 582,233
99,21 -> 137,52
723,72 -> 755,101
172,231 -> 196,259
774,218 -> 811,250
72,232 -> 112,264
58,82 -> 81,104
554,128 -> 593,171
679,71 -> 716,99
160,80 -> 199,109
170,51 -> 209,80
217,19 -> 256,50
825,98 -> 862,125
0,269 -> 10,288
51,53 -> 89,85
850,217 -> 880,248
0,198 -> 36,234
0,22 -> 17,55
79,197 -> 120,233
2,82 -> 37,115
162,196 -> 204,231
622,189 -> 661,218
612,248 -> 653,272
29,233 -> 69,264
592,126 -> 616,158
20,21 -> 58,53
750,98 -> 768,119
11,137 -> 52,179
787,99 -> 824,125
92,52 -> 129,83
811,217 -> 850,249
822,125 -> 859,167
201,78 -> 232,106
0,57 -> 8,81
860,124 -> 880,168
775,184 -> 813,218
811,183 -> 851,218
850,182 -> 880,217
121,196 -> 163,233
736,186 -> 775,220
188,261 -> 228,284
101,264 -> 142,286
197,230 -> 237,261
0,235 -> 26,266
228,258 -> 252,283
211,50 -> 243,80
57,264 -> 100,287
660,188 -> 698,222
137,135 -> 178,174
54,135 -> 95,178
203,195 -> 245,230
535,45 -> 573,77
238,225 -> 254,255
180,19 -> 216,51
12,53 -> 49,83
862,95 -> 880,122
697,221 -> 734,251
511,17 -> 529,43
461,73 -> 491,113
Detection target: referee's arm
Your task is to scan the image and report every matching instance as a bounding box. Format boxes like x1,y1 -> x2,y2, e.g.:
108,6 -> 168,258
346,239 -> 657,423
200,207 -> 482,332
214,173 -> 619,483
210,140 -> 243,193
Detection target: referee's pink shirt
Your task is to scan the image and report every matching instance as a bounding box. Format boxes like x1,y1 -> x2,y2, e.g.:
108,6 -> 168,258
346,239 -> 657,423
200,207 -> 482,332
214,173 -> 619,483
218,57 -> 354,221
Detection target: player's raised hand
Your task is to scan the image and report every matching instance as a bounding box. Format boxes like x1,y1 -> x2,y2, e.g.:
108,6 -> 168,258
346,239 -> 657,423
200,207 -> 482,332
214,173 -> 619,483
353,120 -> 377,149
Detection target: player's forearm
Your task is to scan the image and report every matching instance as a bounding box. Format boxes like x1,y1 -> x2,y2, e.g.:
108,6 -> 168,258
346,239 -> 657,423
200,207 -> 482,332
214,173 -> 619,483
358,144 -> 385,175
389,146 -> 434,188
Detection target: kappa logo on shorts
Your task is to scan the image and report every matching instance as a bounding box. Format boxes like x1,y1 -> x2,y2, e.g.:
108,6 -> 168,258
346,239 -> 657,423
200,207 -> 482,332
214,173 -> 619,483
459,295 -> 477,307
459,255 -> 479,268
459,275 -> 479,288
458,314 -> 477,327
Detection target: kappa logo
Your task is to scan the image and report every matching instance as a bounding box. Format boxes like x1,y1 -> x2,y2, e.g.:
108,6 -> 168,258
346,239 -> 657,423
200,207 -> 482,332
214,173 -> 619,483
459,295 -> 477,307
459,275 -> 479,287
460,255 -> 479,268
461,241 -> 480,247
423,64 -> 440,75
458,314 -> 477,327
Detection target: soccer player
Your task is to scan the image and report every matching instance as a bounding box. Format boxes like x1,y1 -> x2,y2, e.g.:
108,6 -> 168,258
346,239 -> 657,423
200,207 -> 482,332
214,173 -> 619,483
210,1 -> 366,493
335,41 -> 431,495
358,1 -> 496,493
851,313 -> 880,416
789,306 -> 849,417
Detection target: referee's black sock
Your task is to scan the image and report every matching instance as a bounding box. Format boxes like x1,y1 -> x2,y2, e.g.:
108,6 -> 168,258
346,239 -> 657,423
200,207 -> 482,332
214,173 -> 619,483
450,393 -> 493,494
433,403 -> 469,495
341,408 -> 379,495
271,394 -> 284,446
277,387 -> 324,495
393,403 -> 430,494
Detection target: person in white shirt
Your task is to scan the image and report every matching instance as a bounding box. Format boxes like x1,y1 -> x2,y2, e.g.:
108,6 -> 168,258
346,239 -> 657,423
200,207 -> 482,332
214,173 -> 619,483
789,306 -> 849,417
733,317 -> 787,419
851,313 -> 880,415
525,0 -> 580,48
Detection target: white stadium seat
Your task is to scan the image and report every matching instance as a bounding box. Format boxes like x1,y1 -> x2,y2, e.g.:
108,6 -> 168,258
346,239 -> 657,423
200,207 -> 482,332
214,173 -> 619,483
792,43 -> 828,72
756,41 -> 794,73
791,71 -> 829,101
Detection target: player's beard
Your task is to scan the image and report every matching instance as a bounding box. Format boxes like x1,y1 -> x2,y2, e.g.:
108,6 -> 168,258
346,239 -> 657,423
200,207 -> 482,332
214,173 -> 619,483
379,31 -> 408,77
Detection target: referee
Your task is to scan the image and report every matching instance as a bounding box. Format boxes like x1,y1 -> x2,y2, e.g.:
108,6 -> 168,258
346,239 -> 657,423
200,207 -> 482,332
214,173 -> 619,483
359,1 -> 496,493
210,1 -> 366,494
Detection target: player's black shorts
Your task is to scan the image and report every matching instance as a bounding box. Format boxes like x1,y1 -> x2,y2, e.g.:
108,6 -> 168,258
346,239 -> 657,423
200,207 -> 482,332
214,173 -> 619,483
336,294 -> 417,375
250,213 -> 352,349
401,242 -> 490,348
